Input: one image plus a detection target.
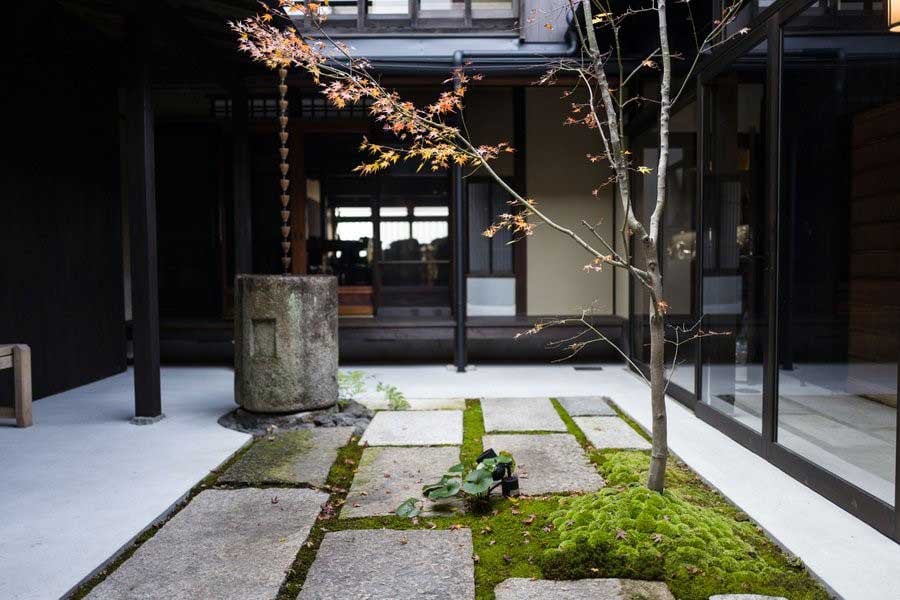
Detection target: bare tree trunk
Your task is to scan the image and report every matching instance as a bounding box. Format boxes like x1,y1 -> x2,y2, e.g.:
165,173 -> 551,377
647,283 -> 668,492
646,261 -> 668,491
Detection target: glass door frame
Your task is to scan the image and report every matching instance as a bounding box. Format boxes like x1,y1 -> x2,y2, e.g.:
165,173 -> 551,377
693,0 -> 900,540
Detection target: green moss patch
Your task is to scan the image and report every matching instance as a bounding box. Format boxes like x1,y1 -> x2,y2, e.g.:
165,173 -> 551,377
220,430 -> 315,484
461,398 -> 486,466
544,485 -> 827,600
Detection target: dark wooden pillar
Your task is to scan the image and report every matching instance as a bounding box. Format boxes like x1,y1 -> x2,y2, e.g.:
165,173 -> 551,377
513,87 -> 528,316
126,23 -> 162,421
232,86 -> 253,275
290,125 -> 308,274
452,50 -> 468,371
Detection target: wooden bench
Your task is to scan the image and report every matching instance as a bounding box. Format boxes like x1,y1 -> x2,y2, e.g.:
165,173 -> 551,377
0,344 -> 32,427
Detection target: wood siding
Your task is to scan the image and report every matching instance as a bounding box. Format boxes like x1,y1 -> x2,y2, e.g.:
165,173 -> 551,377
849,100 -> 900,363
0,4 -> 126,404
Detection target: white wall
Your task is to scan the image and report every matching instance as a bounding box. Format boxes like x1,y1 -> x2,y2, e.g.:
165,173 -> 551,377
525,87 -> 615,316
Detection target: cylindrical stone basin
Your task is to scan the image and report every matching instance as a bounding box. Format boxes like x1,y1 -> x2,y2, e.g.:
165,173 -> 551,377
234,274 -> 338,413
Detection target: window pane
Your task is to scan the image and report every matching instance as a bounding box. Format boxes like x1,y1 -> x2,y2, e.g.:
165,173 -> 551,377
413,206 -> 449,217
468,277 -> 515,316
335,221 -> 373,241
335,206 -> 372,218
412,220 -> 449,245
420,0 -> 465,16
472,0 -> 514,16
630,102 -> 698,393
489,183 -> 513,273
379,221 -> 411,251
468,181 -> 492,274
368,0 -> 409,15
701,40 -> 768,432
379,206 -> 408,217
776,27 -> 900,505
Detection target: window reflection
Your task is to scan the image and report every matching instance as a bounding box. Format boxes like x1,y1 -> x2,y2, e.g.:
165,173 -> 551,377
701,41 -> 768,431
777,27 -> 900,505
630,102 -> 698,393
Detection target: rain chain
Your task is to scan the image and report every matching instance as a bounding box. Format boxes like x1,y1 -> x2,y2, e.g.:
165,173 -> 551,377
278,67 -> 291,273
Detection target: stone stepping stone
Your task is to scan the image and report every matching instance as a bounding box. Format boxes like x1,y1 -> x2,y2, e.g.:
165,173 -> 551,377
343,446 -> 462,518
88,488 -> 327,600
360,410 -> 462,446
495,578 -> 674,599
481,397 -> 567,432
482,434 -> 604,495
362,397 -> 467,411
298,529 -> 475,600
574,416 -> 651,450
557,396 -> 617,417
710,596 -> 788,600
219,427 -> 353,486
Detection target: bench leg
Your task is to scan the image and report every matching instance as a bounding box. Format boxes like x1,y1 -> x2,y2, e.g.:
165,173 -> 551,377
13,345 -> 32,428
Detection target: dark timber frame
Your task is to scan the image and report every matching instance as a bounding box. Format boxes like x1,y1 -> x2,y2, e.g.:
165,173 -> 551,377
627,0 -> 900,540
452,50 -> 468,371
125,20 -> 162,420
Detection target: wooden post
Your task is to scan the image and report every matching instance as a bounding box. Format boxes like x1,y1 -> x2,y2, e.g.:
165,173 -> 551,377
452,50 -> 467,372
125,22 -> 163,422
232,86 -> 253,275
13,345 -> 32,428
290,125 -> 307,274
513,87 -> 528,316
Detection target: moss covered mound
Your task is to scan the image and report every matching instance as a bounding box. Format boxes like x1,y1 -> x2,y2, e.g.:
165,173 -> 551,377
544,485 -> 826,600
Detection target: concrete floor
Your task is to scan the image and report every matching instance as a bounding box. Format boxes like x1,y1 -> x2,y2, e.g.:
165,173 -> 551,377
0,367 -> 250,600
351,363 -> 900,600
700,363 -> 896,504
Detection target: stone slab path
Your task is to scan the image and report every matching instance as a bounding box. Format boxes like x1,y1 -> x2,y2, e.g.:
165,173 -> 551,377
298,529 -> 475,600
343,446 -> 462,518
219,427 -> 353,486
483,433 -> 604,495
87,488 -> 327,600
574,416 -> 652,450
361,397 -> 467,411
360,410 -> 463,446
481,397 -> 567,432
557,396 -> 617,417
495,578 -> 675,600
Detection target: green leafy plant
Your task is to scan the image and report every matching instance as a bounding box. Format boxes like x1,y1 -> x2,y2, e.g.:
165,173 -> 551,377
397,452 -> 514,517
376,382 -> 410,411
337,370 -> 368,408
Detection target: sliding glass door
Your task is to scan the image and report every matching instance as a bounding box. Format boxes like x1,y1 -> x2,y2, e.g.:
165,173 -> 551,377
699,39 -> 770,439
690,0 -> 900,539
775,2 -> 900,511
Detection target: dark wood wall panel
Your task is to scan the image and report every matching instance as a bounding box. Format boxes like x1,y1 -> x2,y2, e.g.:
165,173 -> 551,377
849,100 -> 900,364
0,3 -> 126,403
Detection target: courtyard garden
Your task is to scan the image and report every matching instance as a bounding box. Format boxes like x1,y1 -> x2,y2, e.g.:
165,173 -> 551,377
71,392 -> 830,599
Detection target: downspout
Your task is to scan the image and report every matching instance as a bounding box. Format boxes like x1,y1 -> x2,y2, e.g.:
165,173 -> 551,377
452,49 -> 467,372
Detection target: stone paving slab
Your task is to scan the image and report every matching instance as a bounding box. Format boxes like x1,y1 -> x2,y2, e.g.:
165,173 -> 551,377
298,529 -> 475,600
574,416 -> 651,450
481,397 -> 567,432
361,397 -> 467,411
709,596 -> 788,600
557,396 -> 617,417
343,446 -> 463,518
495,578 -> 675,600
219,427 -> 354,486
482,434 -> 604,495
360,410 -> 463,446
88,488 -> 327,600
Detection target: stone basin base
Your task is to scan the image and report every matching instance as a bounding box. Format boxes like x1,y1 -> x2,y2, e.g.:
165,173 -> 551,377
218,400 -> 373,437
